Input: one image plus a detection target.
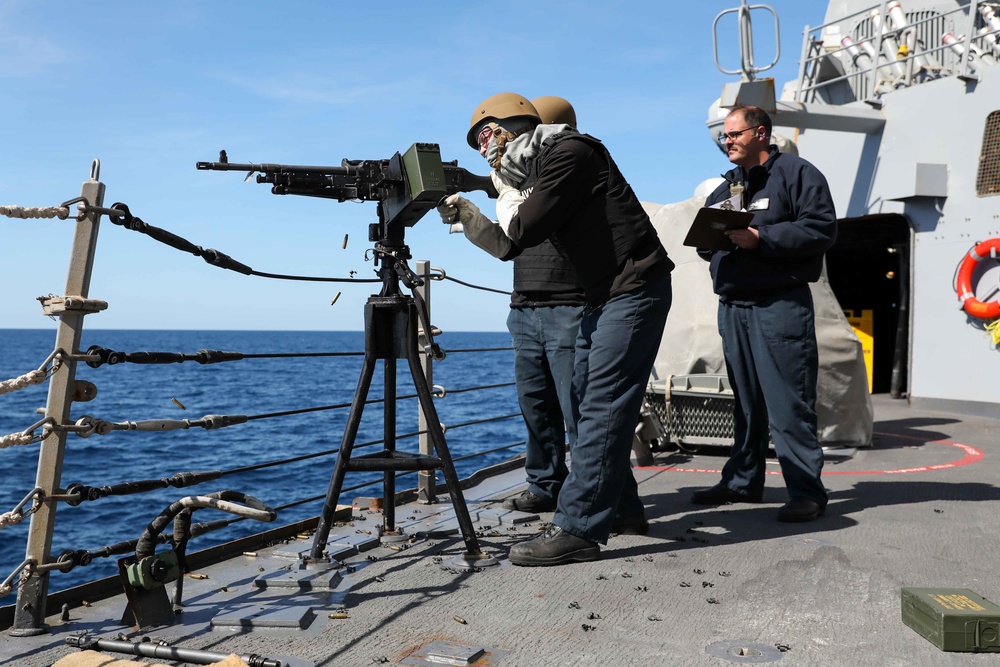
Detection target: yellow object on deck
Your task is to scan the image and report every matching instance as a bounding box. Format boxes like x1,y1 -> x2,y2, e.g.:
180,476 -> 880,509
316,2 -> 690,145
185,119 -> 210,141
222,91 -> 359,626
845,309 -> 874,393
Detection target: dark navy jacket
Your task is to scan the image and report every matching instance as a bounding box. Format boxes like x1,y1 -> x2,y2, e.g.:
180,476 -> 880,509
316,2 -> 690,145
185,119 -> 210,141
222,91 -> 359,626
502,132 -> 673,306
699,147 -> 837,303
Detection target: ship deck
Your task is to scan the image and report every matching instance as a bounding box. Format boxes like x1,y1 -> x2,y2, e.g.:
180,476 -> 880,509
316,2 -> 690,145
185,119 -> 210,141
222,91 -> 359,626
4,394 -> 1000,667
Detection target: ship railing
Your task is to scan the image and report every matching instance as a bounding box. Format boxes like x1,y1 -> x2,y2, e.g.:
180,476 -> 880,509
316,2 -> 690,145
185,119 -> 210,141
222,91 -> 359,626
0,162 -> 524,633
795,0 -> 998,105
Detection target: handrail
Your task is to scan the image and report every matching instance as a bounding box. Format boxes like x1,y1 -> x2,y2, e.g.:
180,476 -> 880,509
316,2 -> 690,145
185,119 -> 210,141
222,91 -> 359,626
795,0 -> 996,104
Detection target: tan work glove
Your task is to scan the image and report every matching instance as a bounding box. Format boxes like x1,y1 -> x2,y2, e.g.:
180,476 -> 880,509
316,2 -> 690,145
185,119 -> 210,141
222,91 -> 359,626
437,194 -> 513,259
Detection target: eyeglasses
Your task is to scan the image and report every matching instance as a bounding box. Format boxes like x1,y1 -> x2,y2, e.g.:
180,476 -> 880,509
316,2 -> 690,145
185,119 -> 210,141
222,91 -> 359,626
477,125 -> 495,151
717,126 -> 757,145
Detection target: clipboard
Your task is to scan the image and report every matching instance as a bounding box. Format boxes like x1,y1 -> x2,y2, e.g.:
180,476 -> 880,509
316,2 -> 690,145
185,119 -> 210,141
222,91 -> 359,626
682,206 -> 754,251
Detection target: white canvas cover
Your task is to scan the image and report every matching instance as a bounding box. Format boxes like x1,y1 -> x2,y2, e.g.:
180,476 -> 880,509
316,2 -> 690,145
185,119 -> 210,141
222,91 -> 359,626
643,193 -> 874,447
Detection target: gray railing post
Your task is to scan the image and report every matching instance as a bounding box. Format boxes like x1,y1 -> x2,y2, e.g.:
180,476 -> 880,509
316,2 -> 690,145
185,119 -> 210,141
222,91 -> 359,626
867,0 -> 892,102
415,260 -> 437,504
795,24 -> 813,103
11,161 -> 105,636
958,1 -> 981,81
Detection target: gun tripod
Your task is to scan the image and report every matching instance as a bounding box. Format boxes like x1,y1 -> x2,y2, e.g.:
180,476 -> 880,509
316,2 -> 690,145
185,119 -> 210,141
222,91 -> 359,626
309,239 -> 485,562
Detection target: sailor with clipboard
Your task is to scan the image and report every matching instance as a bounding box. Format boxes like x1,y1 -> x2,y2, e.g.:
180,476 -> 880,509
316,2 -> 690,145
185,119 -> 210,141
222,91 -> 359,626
687,105 -> 838,524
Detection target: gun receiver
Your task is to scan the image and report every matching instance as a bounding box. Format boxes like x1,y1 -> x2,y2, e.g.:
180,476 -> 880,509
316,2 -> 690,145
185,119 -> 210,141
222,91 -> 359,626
197,142 -> 496,237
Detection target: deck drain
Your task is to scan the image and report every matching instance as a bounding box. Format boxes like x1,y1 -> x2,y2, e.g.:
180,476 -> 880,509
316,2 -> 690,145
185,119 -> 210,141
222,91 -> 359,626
706,640 -> 783,663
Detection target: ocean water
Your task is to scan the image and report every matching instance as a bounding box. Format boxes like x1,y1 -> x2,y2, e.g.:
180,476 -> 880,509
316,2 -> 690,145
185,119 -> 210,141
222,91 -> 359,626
0,329 -> 519,592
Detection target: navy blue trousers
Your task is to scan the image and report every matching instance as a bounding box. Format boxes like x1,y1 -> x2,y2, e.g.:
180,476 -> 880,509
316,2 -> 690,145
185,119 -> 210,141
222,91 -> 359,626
507,304 -> 583,500
717,286 -> 828,506
553,274 -> 671,543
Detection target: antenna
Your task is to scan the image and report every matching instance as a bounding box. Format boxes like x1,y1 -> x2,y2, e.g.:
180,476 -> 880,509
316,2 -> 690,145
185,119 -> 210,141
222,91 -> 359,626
712,1 -> 781,81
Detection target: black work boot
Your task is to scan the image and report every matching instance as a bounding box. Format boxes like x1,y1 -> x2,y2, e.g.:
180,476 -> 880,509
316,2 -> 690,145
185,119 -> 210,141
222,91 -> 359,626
777,499 -> 825,522
611,513 -> 649,535
690,483 -> 761,505
508,524 -> 600,566
501,490 -> 557,512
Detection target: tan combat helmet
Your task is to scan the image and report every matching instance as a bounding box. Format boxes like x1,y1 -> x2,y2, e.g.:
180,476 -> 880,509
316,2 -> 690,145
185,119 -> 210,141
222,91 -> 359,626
466,92 -> 540,149
531,96 -> 577,127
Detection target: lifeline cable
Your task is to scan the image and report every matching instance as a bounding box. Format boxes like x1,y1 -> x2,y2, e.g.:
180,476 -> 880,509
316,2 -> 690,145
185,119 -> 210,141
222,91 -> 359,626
442,274 -> 510,295
104,202 -> 380,283
58,410 -> 521,506
83,346 -> 363,368
101,202 -> 511,295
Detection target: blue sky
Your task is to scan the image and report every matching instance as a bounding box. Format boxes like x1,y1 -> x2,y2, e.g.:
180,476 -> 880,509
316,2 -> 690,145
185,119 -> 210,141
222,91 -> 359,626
1,0 -> 825,332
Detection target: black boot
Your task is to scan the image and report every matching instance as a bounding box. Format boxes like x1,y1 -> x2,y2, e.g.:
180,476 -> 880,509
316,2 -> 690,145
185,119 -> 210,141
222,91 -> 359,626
690,483 -> 761,505
508,524 -> 600,566
777,499 -> 825,522
502,490 -> 557,512
611,513 -> 649,535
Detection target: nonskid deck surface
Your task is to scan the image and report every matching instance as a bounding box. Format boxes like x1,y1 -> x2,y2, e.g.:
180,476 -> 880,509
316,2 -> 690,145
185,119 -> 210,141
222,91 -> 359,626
3,395 -> 999,667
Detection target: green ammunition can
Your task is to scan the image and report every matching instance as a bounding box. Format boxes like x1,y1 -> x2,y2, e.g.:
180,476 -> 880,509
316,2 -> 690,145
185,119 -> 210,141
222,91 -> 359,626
401,143 -> 446,203
901,587 -> 1000,652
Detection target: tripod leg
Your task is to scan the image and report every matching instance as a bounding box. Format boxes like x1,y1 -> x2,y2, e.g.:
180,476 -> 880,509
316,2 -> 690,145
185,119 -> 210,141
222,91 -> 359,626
404,310 -> 483,557
310,352 -> 377,560
383,357 -> 396,534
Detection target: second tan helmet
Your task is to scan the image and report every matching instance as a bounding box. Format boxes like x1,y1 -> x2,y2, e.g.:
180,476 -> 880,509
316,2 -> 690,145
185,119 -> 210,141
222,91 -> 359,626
531,96 -> 577,127
467,92 -> 540,149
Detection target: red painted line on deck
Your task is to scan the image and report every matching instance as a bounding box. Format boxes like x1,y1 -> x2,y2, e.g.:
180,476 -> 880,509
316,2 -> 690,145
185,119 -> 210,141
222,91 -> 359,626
637,432 -> 984,476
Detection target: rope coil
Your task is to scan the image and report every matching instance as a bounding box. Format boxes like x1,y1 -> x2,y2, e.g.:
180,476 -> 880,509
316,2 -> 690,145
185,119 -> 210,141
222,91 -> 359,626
0,369 -> 47,395
0,488 -> 42,530
0,559 -> 36,598
0,432 -> 36,448
0,205 -> 70,220
986,318 -> 1000,346
1,417 -> 54,449
0,349 -> 64,395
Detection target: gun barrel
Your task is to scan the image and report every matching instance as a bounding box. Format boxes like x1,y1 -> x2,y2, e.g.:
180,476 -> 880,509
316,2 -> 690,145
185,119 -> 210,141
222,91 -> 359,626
196,161 -> 356,176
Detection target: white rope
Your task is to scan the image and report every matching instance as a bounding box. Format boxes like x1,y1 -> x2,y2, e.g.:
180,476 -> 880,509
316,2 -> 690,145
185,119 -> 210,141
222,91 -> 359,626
0,432 -> 35,448
0,369 -> 47,395
0,205 -> 70,220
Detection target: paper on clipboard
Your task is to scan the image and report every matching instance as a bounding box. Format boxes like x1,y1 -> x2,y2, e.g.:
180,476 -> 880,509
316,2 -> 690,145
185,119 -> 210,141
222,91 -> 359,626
683,194 -> 754,251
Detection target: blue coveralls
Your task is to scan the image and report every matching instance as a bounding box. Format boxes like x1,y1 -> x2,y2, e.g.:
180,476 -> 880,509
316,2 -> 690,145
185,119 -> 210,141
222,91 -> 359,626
507,303 -> 582,500
701,147 -> 837,507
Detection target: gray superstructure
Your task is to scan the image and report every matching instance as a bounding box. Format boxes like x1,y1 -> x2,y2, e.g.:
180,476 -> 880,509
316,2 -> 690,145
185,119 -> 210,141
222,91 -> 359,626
709,0 -> 1000,416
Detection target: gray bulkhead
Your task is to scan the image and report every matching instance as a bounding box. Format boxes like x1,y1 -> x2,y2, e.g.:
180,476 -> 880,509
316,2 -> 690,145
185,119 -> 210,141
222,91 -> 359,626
710,0 -> 1000,415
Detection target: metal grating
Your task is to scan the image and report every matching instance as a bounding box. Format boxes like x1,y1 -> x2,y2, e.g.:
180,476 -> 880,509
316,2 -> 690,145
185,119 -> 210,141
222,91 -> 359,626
977,110 -> 1000,197
646,374 -> 735,447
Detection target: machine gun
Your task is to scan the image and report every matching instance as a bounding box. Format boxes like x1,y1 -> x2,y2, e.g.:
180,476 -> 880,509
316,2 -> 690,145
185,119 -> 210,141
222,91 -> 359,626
196,142 -> 496,247
199,146 -> 495,560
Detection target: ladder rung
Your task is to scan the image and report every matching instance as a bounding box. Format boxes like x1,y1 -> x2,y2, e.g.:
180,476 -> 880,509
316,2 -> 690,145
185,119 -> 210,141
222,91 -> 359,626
345,451 -> 443,472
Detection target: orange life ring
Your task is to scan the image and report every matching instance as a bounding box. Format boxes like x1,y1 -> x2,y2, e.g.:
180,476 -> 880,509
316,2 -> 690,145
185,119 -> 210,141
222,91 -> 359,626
956,238 -> 1000,320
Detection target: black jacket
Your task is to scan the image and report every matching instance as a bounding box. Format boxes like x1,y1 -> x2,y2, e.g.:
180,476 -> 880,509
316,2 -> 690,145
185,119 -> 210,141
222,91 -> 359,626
700,147 -> 837,303
503,132 -> 673,306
